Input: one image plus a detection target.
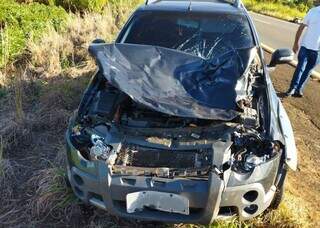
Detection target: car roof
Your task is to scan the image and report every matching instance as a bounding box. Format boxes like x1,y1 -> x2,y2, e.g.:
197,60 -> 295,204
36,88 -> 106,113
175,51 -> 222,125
137,0 -> 245,14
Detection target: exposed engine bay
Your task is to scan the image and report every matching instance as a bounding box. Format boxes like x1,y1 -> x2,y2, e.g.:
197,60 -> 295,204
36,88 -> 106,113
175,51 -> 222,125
69,47 -> 283,180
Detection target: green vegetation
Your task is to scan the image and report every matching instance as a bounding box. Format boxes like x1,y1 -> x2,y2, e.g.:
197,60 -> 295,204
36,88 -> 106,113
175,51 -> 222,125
41,0 -> 109,12
243,0 -> 310,21
0,0 -> 67,67
0,0 -> 143,69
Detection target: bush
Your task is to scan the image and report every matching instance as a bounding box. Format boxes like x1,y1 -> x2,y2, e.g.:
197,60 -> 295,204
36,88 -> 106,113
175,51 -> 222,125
66,0 -> 108,12
0,1 -> 67,68
243,0 -> 307,21
28,0 -> 108,12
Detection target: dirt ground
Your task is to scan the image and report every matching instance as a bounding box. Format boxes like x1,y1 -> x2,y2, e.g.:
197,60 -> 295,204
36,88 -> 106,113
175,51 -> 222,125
0,52 -> 319,227
264,52 -> 320,226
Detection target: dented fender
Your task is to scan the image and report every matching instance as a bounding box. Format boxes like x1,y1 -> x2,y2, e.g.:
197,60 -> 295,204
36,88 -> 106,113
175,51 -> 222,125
278,102 -> 297,171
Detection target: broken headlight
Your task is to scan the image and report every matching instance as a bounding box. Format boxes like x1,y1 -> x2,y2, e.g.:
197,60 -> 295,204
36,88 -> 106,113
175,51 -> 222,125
70,123 -> 116,163
243,154 -> 269,171
90,134 -> 112,160
231,132 -> 281,173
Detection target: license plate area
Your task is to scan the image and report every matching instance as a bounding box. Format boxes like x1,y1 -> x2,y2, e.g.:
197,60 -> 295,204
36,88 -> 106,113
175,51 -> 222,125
126,191 -> 189,215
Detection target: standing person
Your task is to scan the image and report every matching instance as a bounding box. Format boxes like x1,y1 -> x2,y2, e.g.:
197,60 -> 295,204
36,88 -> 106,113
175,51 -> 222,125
286,5 -> 320,97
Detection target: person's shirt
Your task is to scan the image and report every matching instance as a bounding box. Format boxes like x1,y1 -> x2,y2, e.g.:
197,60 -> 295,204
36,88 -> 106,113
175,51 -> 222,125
301,6 -> 320,51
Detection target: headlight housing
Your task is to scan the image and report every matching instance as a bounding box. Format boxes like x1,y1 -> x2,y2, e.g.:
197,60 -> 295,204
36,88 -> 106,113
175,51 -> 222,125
231,132 -> 282,173
90,134 -> 112,160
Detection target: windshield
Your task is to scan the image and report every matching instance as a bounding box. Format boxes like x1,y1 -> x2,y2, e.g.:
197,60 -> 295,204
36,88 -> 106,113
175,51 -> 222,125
120,12 -> 254,59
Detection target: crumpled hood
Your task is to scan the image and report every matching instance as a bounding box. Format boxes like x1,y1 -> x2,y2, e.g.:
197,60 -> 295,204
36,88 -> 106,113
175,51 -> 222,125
89,43 -> 254,120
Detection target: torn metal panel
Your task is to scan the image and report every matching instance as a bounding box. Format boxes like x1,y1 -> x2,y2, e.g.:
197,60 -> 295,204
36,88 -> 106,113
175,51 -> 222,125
89,43 -> 255,120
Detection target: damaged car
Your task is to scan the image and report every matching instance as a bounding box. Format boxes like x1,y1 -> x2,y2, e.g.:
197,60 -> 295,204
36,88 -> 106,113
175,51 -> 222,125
65,0 -> 297,224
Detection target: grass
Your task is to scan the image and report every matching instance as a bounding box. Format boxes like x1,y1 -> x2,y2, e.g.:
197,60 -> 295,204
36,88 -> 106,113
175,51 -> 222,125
13,69 -> 24,123
212,192 -> 309,227
0,135 -> 4,177
0,2 -> 142,225
27,0 -> 142,75
0,0 -> 142,69
0,135 -> 16,225
0,86 -> 8,99
0,0 -> 67,68
243,0 -> 307,21
28,167 -> 78,220
0,136 -> 14,186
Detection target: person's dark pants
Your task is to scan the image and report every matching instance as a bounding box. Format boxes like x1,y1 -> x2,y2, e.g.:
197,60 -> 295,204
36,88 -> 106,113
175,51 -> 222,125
289,46 -> 320,93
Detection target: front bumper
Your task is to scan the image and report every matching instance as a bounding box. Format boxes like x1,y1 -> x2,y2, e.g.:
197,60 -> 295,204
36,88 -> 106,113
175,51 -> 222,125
66,133 -> 279,224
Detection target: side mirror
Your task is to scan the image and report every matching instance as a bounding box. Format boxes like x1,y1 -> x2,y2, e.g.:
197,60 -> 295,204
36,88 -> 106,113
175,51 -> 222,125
92,38 -> 106,44
268,48 -> 294,68
89,39 -> 107,57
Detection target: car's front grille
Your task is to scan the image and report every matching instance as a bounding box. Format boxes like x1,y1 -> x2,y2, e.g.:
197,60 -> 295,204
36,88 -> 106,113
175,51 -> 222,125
115,144 -> 212,169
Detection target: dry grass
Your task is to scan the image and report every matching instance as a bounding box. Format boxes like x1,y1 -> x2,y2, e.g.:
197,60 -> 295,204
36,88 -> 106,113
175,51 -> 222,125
0,2 -> 141,226
19,4 -> 142,221
28,27 -> 74,75
249,193 -> 310,228
0,135 -> 18,225
26,0 -> 142,76
0,26 -> 9,74
177,194 -> 310,228
0,71 -> 5,87
28,167 -> 78,221
13,69 -> 24,123
0,135 -> 3,177
27,1 -> 139,76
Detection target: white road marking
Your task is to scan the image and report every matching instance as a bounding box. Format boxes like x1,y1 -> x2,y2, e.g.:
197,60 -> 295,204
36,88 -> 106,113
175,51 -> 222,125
253,18 -> 271,25
250,11 -> 298,27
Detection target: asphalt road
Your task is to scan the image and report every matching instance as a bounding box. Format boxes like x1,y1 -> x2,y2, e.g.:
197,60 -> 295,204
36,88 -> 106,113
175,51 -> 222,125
250,12 -> 320,72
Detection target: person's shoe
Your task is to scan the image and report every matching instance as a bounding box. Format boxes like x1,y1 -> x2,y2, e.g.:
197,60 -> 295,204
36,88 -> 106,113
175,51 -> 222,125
285,89 -> 295,97
293,92 -> 303,98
